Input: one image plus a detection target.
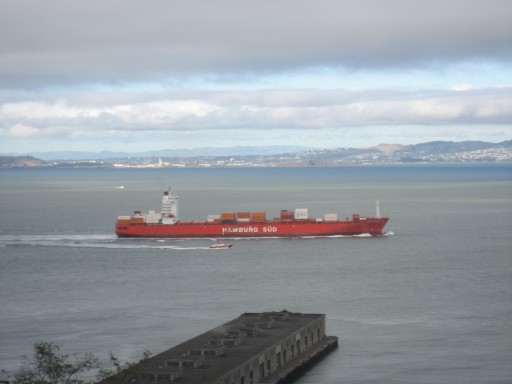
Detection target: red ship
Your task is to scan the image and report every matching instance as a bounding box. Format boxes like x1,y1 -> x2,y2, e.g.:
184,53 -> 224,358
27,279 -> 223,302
115,189 -> 389,238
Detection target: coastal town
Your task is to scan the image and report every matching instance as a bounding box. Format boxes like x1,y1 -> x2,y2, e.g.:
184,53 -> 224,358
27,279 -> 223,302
108,145 -> 512,168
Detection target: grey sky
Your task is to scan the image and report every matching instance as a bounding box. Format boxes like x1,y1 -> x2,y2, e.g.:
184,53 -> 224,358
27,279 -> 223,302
2,0 -> 511,87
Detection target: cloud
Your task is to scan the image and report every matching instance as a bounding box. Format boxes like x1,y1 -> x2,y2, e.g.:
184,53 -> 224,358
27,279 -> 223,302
7,124 -> 39,138
451,84 -> 474,92
2,88 -> 510,143
1,0 -> 511,88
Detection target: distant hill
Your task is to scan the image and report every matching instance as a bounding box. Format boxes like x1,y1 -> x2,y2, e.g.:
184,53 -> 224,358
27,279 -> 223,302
301,140 -> 512,165
402,140 -> 510,153
0,155 -> 46,168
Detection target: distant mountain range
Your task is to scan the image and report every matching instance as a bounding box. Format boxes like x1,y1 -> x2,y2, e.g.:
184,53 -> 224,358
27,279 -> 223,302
1,141 -> 511,167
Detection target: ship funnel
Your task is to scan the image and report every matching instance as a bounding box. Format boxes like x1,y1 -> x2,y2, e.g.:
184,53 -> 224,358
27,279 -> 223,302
375,200 -> 381,218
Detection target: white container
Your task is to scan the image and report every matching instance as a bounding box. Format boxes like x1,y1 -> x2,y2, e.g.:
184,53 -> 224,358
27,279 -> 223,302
323,213 -> 338,221
145,212 -> 161,223
294,208 -> 308,219
207,214 -> 221,223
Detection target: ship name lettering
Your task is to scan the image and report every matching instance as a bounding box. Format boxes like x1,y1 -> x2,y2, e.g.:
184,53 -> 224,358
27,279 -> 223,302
222,227 -> 259,234
263,226 -> 278,233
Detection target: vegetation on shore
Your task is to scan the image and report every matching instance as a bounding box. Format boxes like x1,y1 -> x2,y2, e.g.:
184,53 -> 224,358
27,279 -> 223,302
10,342 -> 150,384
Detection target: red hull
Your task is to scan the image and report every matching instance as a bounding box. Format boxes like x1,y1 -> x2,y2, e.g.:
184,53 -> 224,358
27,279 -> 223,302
116,218 -> 389,238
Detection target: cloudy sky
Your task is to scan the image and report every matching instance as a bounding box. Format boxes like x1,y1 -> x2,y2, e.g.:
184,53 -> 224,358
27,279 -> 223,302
1,0 -> 511,154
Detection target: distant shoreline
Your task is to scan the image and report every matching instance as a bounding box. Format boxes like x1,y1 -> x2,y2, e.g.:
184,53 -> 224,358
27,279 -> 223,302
2,140 -> 511,168
1,161 -> 511,170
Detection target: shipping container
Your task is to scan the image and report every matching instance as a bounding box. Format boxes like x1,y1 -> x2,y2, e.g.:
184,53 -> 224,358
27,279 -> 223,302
294,208 -> 308,220
207,214 -> 221,223
280,210 -> 294,218
324,213 -> 338,222
251,212 -> 266,223
145,210 -> 161,223
221,212 -> 236,222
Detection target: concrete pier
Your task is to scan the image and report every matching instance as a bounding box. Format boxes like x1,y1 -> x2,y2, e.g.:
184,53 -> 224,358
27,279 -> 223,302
98,310 -> 338,384
261,336 -> 338,384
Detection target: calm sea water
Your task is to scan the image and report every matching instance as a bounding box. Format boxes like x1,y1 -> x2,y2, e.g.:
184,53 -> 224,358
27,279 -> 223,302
1,165 -> 511,384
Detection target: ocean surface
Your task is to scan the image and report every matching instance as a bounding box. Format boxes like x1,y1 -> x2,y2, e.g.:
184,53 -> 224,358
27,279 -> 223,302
1,165 -> 511,384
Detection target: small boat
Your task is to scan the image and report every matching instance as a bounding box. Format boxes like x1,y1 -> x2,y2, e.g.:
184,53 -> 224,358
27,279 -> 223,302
209,240 -> 233,249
